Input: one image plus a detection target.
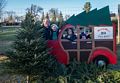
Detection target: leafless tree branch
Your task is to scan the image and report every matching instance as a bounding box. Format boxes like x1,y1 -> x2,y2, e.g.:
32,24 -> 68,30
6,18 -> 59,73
0,0 -> 7,18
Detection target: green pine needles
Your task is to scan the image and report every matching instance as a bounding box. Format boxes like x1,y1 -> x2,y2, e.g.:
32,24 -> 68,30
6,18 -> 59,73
3,12 -> 58,82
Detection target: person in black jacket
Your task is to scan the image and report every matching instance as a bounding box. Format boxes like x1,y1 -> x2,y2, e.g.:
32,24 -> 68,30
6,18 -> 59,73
80,32 -> 86,39
65,28 -> 77,41
42,18 -> 51,40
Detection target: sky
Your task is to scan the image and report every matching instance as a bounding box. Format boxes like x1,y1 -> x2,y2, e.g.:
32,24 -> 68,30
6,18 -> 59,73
4,0 -> 120,16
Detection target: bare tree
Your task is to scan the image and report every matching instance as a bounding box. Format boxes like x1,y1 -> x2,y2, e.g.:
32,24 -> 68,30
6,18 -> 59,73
26,4 -> 43,17
15,15 -> 21,23
49,8 -> 59,20
5,11 -> 15,23
0,0 -> 7,18
5,11 -> 15,17
49,8 -> 59,14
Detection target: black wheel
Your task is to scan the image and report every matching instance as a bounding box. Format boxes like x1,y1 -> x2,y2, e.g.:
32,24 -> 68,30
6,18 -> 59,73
93,56 -> 109,67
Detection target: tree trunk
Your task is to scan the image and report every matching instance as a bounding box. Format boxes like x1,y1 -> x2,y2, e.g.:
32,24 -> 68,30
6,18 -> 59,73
26,75 -> 30,83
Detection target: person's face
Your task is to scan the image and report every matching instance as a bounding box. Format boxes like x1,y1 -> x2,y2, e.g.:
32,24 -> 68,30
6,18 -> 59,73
43,19 -> 50,28
52,26 -> 57,31
68,29 -> 72,35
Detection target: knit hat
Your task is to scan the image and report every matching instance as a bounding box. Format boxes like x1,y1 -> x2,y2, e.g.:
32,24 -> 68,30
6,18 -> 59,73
51,24 -> 59,30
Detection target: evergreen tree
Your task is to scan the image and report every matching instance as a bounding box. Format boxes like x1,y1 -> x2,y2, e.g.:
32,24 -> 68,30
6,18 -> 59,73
58,11 -> 64,28
83,2 -> 92,13
4,12 -> 58,83
41,12 -> 44,22
51,11 -> 56,23
45,12 -> 49,19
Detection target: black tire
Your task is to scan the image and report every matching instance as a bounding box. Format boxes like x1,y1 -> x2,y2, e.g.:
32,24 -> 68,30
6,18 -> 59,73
93,56 -> 109,67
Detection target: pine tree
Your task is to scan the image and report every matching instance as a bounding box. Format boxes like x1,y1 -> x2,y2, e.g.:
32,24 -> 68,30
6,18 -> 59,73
51,11 -> 56,23
58,11 -> 64,28
41,12 -> 44,22
4,12 -> 57,83
45,12 -> 49,19
83,2 -> 92,13
58,11 -> 63,22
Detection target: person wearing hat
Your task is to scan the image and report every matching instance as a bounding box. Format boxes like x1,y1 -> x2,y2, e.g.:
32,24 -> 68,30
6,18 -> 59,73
50,24 -> 59,40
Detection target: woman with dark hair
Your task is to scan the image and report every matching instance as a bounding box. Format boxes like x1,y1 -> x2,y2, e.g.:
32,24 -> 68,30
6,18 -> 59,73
65,28 -> 77,41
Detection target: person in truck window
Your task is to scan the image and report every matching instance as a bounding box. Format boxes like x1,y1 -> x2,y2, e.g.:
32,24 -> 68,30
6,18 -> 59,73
80,32 -> 86,39
65,28 -> 77,41
86,31 -> 91,39
50,24 -> 59,40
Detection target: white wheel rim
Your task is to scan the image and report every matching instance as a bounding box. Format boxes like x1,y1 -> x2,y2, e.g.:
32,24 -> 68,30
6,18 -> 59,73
97,60 -> 106,66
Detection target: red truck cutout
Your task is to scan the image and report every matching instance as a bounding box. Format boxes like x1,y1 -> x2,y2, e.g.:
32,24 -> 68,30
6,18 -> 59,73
48,6 -> 117,66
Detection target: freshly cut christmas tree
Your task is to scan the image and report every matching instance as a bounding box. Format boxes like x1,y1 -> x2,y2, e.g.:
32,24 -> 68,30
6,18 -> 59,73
4,12 -> 58,83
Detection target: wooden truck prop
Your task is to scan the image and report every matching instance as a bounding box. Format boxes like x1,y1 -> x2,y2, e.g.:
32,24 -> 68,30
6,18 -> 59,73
48,6 -> 117,66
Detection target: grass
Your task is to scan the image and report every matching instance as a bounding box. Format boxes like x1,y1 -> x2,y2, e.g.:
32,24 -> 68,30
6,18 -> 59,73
0,28 -> 17,53
0,26 -> 20,32
0,27 -> 17,41
0,31 -> 16,41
